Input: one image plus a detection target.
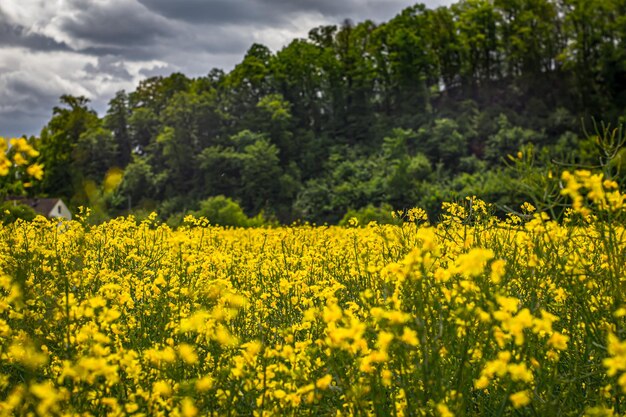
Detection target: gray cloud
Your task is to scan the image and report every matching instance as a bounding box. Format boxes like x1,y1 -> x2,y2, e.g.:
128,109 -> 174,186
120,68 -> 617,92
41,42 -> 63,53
139,63 -> 176,78
255,0 -> 394,19
0,109 -> 50,138
136,0 -> 291,25
79,45 -> 158,60
56,0 -> 257,63
84,56 -> 133,81
0,9 -> 71,52
58,0 -> 174,47
137,0 -> 429,27
3,71 -> 70,106
0,72 -> 64,137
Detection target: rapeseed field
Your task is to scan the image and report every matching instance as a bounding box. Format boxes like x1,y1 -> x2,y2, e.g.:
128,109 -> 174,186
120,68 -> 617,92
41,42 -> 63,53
1,170 -> 626,416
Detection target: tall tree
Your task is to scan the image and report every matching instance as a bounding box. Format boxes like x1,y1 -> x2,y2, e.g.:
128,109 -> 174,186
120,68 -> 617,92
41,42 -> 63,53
380,5 -> 437,127
495,0 -> 560,79
104,90 -> 132,167
129,73 -> 191,115
223,44 -> 274,132
334,20 -> 379,144
37,95 -> 98,199
74,125 -> 118,181
272,39 -> 325,134
429,6 -> 463,91
559,0 -> 616,111
453,0 -> 501,91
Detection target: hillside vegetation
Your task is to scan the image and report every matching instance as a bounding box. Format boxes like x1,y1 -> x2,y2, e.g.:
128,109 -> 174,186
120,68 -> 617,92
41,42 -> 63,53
19,0 -> 626,223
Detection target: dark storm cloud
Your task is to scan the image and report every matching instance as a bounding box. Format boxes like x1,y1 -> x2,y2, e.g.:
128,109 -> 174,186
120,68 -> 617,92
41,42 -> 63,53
79,45 -> 157,60
136,0 -> 290,25
256,0 -> 446,23
55,0 -> 255,63
78,26 -> 251,67
3,72 -> 82,121
59,0 -> 174,47
0,73 -> 64,136
7,77 -> 49,99
0,9 -> 70,52
255,0 -> 373,17
0,109 -> 49,137
136,0 -> 417,26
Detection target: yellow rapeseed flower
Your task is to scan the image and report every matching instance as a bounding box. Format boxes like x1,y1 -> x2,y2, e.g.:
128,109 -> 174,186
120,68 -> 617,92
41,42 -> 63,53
436,403 -> 454,417
548,332 -> 570,351
152,380 -> 172,397
26,163 -> 44,180
509,390 -> 531,408
316,374 -> 333,390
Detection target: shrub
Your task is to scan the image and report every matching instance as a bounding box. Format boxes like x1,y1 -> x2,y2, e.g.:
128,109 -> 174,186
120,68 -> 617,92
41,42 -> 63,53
339,203 -> 400,226
0,201 -> 37,223
195,195 -> 266,227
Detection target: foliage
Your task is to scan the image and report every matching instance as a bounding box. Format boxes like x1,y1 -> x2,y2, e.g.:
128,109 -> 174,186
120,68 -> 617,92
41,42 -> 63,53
0,201 -> 37,223
194,195 -> 267,227
339,203 -> 400,226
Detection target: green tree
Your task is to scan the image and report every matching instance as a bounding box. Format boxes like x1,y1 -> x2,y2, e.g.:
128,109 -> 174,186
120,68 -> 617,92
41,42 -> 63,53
195,195 -> 263,227
104,91 -> 132,167
118,155 -> 161,210
484,114 -> 544,163
223,44 -> 274,132
156,90 -> 223,195
240,137 -> 282,214
382,5 -> 437,126
73,125 -> 118,181
128,107 -> 159,153
272,40 -> 325,134
381,129 -> 432,208
129,73 -> 191,115
495,0 -> 560,78
559,0 -> 615,111
333,20 -> 379,144
453,0 -> 501,90
255,94 -> 295,163
197,145 -> 242,199
37,95 -> 99,199
416,118 -> 468,167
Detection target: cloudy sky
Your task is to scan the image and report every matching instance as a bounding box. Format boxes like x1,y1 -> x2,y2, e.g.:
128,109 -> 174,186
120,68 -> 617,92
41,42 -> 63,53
0,0 -> 452,138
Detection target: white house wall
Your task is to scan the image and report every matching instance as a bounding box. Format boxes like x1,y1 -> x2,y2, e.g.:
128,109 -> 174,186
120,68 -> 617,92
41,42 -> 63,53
48,201 -> 72,220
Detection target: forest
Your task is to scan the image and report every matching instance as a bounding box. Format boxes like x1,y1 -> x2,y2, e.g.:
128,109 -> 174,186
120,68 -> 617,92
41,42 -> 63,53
7,0 -> 626,224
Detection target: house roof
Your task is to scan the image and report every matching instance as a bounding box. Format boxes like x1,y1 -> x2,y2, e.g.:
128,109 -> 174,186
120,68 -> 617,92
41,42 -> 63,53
6,197 -> 62,216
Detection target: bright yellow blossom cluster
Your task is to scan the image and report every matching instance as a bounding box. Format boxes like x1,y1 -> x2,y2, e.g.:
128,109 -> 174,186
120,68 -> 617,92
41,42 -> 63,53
605,333 -> 626,394
0,137 -> 44,185
0,193 -> 625,416
561,170 -> 626,214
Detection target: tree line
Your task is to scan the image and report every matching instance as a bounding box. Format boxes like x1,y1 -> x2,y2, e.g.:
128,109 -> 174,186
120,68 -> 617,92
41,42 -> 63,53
23,0 -> 626,224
